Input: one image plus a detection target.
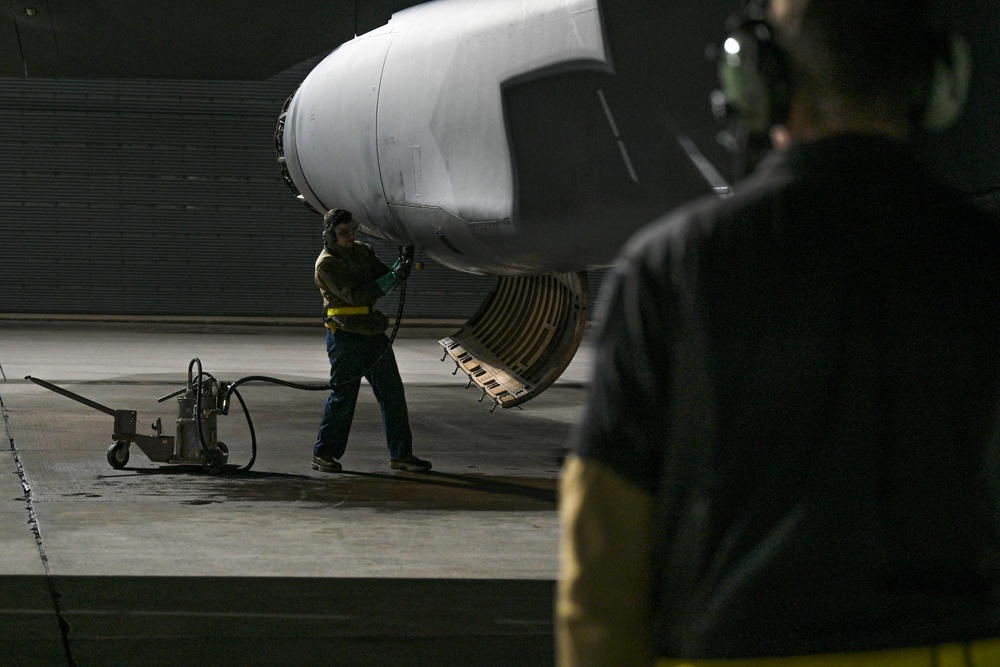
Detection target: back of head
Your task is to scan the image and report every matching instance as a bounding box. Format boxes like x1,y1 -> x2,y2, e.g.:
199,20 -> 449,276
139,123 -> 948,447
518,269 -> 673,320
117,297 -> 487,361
773,0 -> 941,130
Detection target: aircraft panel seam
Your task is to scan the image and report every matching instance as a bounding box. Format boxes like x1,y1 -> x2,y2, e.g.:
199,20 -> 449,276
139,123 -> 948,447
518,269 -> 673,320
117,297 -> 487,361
7,0 -> 27,76
597,89 -> 639,183
374,32 -> 402,237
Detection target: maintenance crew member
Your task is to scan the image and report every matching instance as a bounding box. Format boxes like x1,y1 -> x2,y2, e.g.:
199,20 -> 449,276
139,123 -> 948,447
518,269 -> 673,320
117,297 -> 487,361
312,208 -> 431,473
558,0 -> 1000,665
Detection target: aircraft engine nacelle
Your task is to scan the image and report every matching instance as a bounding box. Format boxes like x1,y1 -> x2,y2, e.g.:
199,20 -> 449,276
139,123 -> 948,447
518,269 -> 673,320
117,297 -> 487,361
277,0 -> 730,276
276,0 -> 732,409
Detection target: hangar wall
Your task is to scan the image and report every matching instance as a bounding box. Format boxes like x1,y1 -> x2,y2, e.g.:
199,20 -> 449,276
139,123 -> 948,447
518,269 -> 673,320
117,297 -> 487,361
0,60 -> 515,321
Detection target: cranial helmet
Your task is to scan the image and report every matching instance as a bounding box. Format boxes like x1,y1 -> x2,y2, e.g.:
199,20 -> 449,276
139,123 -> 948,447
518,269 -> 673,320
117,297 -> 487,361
322,209 -> 353,248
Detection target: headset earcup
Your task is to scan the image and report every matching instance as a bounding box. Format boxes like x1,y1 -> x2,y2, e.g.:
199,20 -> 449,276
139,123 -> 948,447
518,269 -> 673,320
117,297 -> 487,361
717,21 -> 789,134
322,225 -> 336,248
922,33 -> 972,132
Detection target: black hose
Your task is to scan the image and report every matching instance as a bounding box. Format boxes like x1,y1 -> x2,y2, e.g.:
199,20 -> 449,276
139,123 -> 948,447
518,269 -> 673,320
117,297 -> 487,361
186,358 -> 234,472
231,388 -> 257,472
189,358 -> 209,455
185,360 -> 256,473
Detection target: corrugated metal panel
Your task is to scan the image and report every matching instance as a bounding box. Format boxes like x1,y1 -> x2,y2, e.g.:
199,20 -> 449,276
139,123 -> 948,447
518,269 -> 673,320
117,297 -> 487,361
0,62 -> 500,320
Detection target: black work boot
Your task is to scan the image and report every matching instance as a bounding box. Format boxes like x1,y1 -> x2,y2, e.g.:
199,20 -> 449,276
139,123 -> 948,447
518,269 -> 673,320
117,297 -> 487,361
389,454 -> 432,472
312,455 -> 342,473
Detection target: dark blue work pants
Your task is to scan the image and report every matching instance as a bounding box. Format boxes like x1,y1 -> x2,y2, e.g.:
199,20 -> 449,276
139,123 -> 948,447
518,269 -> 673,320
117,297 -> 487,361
314,329 -> 413,462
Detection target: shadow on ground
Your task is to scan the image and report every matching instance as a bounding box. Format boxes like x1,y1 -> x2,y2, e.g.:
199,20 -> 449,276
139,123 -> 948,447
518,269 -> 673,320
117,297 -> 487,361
104,467 -> 558,510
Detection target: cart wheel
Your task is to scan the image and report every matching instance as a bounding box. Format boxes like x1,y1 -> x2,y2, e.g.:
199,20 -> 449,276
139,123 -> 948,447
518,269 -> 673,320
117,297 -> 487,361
201,446 -> 227,474
107,441 -> 129,469
216,442 -> 229,462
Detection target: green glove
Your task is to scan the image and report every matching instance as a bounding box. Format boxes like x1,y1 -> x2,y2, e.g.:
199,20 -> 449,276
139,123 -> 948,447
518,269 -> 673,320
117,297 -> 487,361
391,257 -> 413,280
376,271 -> 402,294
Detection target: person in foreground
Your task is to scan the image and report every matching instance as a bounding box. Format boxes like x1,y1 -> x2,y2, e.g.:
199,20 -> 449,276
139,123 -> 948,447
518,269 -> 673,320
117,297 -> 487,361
312,208 -> 431,473
557,0 -> 1000,665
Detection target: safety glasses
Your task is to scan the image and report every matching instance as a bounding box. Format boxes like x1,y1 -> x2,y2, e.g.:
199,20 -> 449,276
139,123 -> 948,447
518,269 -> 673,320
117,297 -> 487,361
335,221 -> 359,237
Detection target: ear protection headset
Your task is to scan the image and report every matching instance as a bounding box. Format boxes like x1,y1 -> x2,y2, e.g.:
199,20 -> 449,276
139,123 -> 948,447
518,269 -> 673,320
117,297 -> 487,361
920,32 -> 972,132
714,2 -> 790,135
715,0 -> 972,134
322,208 -> 354,248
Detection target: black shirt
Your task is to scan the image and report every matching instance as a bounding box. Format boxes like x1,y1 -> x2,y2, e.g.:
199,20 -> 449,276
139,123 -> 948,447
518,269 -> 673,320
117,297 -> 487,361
573,134 -> 1000,658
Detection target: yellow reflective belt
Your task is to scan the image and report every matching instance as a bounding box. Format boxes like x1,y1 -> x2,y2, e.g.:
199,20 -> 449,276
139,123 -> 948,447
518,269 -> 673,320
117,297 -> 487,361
326,306 -> 372,317
657,639 -> 1000,667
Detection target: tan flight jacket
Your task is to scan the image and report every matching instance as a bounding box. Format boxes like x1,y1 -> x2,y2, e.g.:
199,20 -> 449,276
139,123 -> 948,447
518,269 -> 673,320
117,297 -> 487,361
314,242 -> 391,336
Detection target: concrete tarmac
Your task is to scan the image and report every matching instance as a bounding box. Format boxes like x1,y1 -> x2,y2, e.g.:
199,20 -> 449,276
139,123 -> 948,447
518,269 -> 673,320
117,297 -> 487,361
0,321 -> 592,666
